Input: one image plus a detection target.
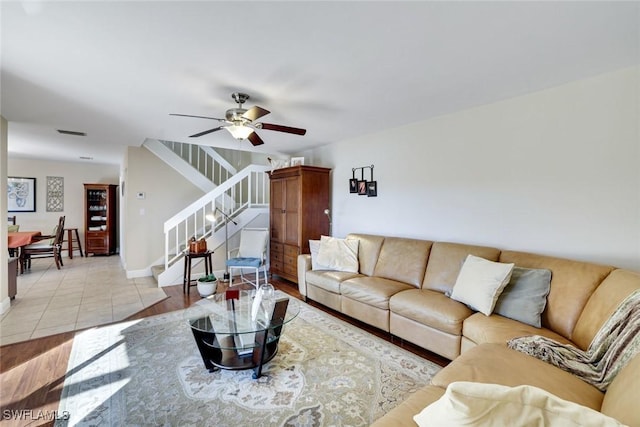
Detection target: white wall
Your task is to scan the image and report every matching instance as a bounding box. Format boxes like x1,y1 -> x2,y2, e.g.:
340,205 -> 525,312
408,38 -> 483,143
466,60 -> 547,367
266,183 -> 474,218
1,116 -> 9,313
302,66 -> 640,271
123,146 -> 203,274
7,157 -> 119,256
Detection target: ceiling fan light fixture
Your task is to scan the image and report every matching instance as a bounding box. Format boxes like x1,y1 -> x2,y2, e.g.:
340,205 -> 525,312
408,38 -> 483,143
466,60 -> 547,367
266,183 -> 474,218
173,92 -> 306,144
225,124 -> 253,140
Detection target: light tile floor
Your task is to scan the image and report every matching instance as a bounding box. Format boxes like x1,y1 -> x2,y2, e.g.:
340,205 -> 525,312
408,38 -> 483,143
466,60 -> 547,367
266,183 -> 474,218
1,255 -> 167,346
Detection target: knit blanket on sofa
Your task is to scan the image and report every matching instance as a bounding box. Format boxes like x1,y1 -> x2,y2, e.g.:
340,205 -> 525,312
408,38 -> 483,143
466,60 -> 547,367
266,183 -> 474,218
507,289 -> 640,392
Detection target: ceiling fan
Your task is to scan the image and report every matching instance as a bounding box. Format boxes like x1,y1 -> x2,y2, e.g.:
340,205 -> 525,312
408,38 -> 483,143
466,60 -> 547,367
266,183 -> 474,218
170,92 -> 306,146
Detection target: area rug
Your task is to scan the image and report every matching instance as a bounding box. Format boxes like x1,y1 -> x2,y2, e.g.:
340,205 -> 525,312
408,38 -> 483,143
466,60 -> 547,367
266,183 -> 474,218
56,296 -> 441,426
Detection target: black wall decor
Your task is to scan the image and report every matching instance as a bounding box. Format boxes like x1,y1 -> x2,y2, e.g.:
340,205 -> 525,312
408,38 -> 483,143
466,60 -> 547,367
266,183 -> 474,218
349,165 -> 377,197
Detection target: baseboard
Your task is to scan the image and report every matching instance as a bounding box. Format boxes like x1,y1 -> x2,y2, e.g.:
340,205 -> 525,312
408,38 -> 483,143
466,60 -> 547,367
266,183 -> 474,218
0,296 -> 11,315
126,268 -> 152,279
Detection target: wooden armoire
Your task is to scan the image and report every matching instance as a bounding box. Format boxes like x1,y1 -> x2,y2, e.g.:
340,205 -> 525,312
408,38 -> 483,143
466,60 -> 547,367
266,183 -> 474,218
268,165 -> 331,283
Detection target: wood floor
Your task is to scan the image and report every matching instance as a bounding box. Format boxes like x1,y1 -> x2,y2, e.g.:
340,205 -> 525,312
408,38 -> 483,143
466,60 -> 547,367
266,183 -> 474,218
0,276 -> 448,427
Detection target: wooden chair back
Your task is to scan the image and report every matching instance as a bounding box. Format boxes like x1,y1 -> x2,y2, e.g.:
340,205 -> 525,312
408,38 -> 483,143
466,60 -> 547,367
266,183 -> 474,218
20,215 -> 66,273
54,216 -> 66,246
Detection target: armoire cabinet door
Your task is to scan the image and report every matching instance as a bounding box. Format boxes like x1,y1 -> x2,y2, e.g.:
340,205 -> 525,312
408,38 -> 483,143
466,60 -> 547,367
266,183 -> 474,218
283,177 -> 299,246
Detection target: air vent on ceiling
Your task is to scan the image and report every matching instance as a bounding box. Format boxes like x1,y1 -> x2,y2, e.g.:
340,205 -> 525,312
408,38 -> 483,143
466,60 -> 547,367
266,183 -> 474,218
79,156 -> 93,160
57,129 -> 86,136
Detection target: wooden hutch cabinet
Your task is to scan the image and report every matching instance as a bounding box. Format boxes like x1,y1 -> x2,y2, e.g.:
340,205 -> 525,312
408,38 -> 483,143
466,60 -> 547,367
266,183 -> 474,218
84,183 -> 118,255
268,165 -> 331,283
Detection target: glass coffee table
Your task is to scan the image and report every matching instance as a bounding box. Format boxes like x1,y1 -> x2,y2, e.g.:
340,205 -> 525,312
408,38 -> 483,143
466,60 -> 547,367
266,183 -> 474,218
184,288 -> 300,379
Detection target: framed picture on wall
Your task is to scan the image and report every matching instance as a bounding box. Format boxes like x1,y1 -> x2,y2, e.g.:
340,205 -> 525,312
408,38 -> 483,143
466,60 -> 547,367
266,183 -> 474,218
357,180 -> 368,195
349,178 -> 358,193
8,177 -> 36,212
367,181 -> 377,197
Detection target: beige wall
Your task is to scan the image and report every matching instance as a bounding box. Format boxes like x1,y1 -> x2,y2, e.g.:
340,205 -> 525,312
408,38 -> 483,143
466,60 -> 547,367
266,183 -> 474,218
301,66 -> 640,271
1,117 -> 8,313
6,157 -> 119,253
122,146 -> 203,273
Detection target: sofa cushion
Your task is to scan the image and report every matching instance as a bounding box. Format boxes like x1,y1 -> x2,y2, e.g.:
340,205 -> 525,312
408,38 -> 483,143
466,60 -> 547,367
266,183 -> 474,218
305,270 -> 362,294
345,233 -> 385,277
414,382 -> 624,427
341,276 -> 413,310
463,312 -> 573,347
431,343 -> 604,411
493,266 -> 552,327
499,251 -> 614,344
423,242 -> 501,294
390,289 -> 473,335
373,237 -> 432,288
450,255 -> 514,316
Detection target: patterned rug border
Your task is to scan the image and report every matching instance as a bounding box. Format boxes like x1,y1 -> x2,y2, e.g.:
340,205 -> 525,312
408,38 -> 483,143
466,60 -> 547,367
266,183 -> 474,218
57,292 -> 441,426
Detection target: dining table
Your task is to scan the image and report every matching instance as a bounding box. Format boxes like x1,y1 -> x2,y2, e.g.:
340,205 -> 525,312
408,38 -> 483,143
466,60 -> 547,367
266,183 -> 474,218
8,231 -> 42,274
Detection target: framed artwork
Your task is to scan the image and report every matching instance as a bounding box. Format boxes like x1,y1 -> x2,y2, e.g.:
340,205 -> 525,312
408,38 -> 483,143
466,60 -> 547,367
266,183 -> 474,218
8,177 -> 36,212
367,181 -> 378,197
46,176 -> 64,212
357,180 -> 368,195
290,157 -> 305,166
349,178 -> 358,193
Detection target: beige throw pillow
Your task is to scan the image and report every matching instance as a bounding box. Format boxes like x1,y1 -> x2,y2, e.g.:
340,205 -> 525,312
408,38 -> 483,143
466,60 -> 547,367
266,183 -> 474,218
414,381 -> 626,427
309,240 -> 332,271
316,235 -> 359,273
450,254 -> 514,316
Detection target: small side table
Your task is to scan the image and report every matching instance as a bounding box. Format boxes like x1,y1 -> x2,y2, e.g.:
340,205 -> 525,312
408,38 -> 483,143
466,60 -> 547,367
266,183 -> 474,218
64,228 -> 84,259
183,250 -> 213,294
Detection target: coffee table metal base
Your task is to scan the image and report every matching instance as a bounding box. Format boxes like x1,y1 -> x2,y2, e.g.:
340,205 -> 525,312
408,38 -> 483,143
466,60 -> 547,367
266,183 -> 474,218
189,297 -> 290,379
190,328 -> 279,379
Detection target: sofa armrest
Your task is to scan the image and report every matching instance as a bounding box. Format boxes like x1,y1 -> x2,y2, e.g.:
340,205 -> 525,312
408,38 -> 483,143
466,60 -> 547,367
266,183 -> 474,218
297,254 -> 312,297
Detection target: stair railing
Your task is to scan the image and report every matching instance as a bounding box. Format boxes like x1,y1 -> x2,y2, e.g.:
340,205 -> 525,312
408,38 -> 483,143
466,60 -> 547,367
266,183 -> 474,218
163,164 -> 270,270
160,140 -> 237,187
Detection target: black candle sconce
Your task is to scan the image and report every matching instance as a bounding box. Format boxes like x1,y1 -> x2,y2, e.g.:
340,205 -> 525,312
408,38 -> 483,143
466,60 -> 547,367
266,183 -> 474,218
349,165 -> 377,197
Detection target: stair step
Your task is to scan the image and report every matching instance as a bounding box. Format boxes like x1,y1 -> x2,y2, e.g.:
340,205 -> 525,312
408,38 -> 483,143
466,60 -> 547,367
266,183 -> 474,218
151,264 -> 165,282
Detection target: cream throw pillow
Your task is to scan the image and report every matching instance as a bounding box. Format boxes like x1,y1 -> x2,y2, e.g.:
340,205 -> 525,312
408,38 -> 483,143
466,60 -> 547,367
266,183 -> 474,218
450,254 -> 514,315
414,381 -> 626,427
316,235 -> 359,273
309,240 -> 332,271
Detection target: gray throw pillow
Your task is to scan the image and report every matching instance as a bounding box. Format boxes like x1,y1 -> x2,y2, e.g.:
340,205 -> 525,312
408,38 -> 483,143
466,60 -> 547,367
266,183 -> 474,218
493,267 -> 552,328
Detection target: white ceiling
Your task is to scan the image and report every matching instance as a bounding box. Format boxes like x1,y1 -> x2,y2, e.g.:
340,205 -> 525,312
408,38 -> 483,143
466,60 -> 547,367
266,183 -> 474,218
2,1 -> 639,165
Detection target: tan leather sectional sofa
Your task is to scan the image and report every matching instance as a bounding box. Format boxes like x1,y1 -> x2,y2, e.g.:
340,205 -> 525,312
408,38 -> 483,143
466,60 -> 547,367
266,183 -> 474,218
297,233 -> 640,426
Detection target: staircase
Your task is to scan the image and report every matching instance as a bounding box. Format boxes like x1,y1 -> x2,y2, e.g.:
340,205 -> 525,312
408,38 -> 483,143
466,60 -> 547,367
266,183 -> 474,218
144,138 -> 271,286
144,139 -> 236,192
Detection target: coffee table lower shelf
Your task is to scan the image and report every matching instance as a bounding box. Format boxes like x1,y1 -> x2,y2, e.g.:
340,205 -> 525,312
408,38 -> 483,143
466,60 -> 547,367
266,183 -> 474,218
188,296 -> 291,379
190,327 -> 280,379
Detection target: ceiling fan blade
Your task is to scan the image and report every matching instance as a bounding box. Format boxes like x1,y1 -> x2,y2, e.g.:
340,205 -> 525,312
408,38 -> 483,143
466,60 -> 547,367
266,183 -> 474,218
170,113 -> 226,122
259,122 -> 307,135
189,127 -> 224,138
248,131 -> 264,146
242,106 -> 270,122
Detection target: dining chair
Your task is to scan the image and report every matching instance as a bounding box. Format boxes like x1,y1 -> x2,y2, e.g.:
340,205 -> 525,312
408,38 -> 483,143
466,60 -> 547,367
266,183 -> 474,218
21,215 -> 66,271
226,228 -> 269,289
